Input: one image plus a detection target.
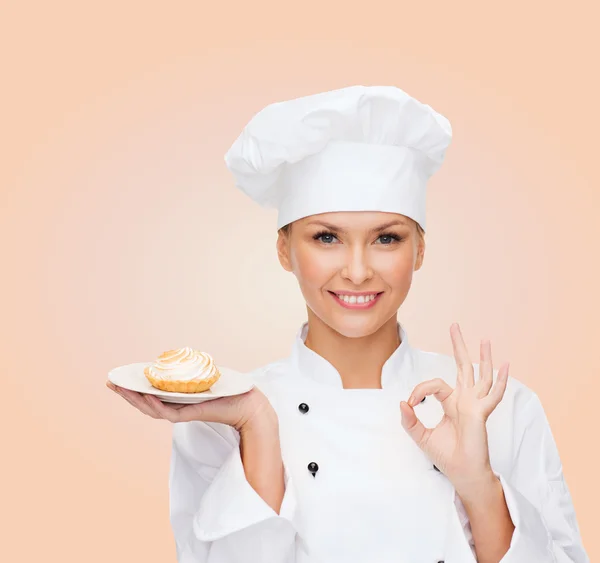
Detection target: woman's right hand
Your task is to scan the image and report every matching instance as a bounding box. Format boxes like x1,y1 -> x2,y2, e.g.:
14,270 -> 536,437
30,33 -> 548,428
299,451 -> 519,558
106,381 -> 277,432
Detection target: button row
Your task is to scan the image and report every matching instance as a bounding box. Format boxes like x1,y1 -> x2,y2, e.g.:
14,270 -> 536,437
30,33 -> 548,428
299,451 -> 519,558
298,402 -> 439,478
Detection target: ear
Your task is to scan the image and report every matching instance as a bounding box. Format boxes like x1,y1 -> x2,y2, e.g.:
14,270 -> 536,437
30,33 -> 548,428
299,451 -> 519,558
414,236 -> 425,271
276,230 -> 293,272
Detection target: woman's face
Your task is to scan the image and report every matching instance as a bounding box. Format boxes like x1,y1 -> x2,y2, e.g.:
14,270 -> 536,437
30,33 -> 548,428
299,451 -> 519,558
276,211 -> 425,338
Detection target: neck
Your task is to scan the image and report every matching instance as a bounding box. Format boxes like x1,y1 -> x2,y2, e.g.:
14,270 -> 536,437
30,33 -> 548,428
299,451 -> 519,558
303,310 -> 401,389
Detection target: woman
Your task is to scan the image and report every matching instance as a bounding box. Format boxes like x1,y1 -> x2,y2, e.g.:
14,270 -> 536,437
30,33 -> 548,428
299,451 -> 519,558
107,86 -> 588,562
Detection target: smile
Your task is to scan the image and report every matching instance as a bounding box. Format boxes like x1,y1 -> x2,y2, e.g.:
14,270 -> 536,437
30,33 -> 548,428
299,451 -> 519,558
328,291 -> 383,309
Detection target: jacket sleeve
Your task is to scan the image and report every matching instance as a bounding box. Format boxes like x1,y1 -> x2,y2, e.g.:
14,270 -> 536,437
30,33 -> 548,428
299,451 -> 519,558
169,419 -> 299,563
496,392 -> 588,562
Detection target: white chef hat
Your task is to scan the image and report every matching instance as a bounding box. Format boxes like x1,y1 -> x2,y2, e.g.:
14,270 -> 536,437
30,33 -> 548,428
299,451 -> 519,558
224,85 -> 452,232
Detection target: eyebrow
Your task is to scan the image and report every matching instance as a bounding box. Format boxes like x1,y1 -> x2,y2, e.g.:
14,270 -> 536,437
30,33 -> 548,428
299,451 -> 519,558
306,219 -> 409,233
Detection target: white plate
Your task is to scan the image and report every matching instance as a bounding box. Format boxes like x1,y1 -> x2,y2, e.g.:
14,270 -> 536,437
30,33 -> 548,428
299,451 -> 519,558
108,362 -> 255,404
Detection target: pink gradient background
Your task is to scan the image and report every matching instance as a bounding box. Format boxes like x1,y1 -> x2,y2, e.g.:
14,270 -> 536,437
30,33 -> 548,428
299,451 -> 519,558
2,1 -> 598,560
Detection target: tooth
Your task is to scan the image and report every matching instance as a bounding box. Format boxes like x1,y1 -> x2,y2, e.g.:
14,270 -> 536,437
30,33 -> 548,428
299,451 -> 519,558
357,296 -> 365,303
349,296 -> 357,304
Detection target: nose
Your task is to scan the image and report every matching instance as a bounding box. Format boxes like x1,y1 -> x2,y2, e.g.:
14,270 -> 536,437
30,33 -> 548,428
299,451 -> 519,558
340,245 -> 373,285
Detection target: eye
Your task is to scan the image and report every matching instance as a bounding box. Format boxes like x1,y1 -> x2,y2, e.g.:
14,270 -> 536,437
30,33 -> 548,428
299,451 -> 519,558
313,230 -> 339,244
376,233 -> 403,245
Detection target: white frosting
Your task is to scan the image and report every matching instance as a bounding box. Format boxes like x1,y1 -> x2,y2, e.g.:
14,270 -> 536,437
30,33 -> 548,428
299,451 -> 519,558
146,347 -> 219,382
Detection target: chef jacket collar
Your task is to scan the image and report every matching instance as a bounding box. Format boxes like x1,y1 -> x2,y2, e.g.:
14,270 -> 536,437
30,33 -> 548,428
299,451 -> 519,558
290,321 -> 419,390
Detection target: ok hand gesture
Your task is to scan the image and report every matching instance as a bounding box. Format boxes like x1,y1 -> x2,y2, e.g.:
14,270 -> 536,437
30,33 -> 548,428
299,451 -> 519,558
400,323 -> 509,497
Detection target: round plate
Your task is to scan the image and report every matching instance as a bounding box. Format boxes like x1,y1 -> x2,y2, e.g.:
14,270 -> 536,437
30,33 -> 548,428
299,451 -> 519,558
108,362 -> 254,404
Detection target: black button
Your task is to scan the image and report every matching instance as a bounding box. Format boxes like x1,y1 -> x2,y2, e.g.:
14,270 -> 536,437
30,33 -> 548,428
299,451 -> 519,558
307,462 -> 319,477
420,396 -> 426,403
433,464 -> 440,472
298,402 -> 309,414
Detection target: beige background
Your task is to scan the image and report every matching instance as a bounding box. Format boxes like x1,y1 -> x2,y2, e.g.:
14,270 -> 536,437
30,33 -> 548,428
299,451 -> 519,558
1,1 -> 598,560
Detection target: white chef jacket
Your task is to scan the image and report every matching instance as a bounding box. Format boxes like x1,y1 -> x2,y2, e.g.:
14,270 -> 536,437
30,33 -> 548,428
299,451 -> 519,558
169,323 -> 589,562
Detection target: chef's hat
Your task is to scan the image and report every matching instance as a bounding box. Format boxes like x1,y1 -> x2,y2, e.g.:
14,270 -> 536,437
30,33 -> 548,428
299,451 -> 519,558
224,85 -> 452,231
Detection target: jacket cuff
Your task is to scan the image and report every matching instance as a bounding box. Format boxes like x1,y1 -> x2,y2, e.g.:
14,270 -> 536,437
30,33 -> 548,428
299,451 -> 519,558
193,443 -> 297,542
496,472 -> 555,562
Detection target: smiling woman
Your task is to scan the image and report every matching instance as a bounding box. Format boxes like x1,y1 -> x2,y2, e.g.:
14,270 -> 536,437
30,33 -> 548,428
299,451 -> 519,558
108,85 -> 588,563
276,213 -> 424,344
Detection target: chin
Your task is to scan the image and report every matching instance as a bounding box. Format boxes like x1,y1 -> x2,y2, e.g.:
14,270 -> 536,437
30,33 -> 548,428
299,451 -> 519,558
324,313 -> 384,339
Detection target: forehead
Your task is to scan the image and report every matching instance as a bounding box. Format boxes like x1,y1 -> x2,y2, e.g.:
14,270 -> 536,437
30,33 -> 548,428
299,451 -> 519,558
296,211 -> 413,231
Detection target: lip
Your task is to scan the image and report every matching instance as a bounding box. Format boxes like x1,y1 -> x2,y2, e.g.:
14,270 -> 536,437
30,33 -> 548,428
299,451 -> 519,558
328,290 -> 383,310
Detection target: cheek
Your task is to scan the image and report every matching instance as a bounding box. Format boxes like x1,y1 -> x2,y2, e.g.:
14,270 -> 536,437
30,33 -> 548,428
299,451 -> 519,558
292,245 -> 335,288
373,251 -> 415,288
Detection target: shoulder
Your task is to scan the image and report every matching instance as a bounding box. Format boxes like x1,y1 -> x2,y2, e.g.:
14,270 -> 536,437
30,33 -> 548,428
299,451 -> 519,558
244,358 -> 291,383
245,358 -> 307,418
240,356 -> 296,396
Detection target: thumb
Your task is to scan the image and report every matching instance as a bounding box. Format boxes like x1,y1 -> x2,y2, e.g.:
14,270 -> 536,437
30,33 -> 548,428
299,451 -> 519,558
400,400 -> 428,448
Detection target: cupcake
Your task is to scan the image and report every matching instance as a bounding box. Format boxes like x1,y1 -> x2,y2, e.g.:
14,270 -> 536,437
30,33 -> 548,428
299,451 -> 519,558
144,347 -> 221,393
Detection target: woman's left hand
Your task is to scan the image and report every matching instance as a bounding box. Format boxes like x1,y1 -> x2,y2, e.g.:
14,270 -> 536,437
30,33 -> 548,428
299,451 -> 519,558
399,323 -> 509,498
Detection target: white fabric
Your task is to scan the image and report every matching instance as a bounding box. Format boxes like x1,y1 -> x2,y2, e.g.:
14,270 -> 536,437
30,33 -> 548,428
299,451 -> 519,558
224,85 -> 452,230
169,323 -> 589,562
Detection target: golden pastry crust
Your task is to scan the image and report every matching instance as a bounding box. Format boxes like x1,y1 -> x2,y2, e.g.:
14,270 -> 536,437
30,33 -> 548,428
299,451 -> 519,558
144,365 -> 221,393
